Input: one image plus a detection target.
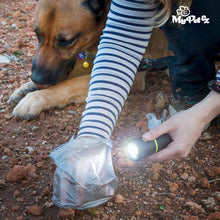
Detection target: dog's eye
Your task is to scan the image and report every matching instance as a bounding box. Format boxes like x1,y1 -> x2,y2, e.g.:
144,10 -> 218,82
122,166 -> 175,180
36,32 -> 42,43
58,37 -> 76,47
34,28 -> 42,43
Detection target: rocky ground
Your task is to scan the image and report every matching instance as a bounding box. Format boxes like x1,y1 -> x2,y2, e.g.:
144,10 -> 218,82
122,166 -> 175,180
0,0 -> 220,219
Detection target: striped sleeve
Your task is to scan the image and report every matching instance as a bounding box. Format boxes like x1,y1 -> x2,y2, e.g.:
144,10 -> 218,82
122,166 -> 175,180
208,70 -> 220,94
77,0 -> 157,139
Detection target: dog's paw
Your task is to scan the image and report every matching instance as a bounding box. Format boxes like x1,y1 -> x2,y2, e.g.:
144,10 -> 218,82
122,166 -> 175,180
8,81 -> 38,107
12,91 -> 47,120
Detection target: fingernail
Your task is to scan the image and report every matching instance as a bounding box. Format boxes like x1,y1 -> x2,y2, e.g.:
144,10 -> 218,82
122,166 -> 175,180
142,132 -> 152,140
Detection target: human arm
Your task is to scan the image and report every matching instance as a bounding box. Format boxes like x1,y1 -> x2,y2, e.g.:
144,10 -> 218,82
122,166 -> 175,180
142,90 -> 220,162
50,0 -> 158,209
77,0 -> 157,139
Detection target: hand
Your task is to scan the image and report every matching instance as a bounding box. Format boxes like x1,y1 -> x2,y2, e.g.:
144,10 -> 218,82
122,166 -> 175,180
142,106 -> 206,162
143,90 -> 220,162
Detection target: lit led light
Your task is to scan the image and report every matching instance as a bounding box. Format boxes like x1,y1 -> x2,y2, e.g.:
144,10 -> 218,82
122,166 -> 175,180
125,134 -> 172,162
126,142 -> 139,161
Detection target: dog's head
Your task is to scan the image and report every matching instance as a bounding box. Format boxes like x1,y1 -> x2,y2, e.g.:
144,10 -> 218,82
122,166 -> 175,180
32,0 -> 109,89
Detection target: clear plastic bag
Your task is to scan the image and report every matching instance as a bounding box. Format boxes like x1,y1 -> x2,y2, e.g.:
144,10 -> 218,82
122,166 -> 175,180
146,110 -> 167,130
49,136 -> 118,209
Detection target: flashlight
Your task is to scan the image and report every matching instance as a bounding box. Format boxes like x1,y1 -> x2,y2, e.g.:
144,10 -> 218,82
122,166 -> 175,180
125,134 -> 172,161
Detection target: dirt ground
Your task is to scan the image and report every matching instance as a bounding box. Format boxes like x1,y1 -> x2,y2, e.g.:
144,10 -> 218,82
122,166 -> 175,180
0,0 -> 219,219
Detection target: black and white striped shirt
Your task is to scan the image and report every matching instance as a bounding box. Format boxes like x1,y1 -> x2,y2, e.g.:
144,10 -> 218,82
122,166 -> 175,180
78,0 -> 157,139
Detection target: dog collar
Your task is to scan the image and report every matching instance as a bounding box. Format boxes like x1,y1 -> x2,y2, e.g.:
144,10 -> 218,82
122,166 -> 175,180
77,51 -> 95,68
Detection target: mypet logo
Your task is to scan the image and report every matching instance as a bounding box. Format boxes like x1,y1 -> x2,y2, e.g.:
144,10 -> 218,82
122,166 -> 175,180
172,6 -> 210,24
177,6 -> 190,17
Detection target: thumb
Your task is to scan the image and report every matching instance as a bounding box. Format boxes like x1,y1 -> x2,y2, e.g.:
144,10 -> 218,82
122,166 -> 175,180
142,122 -> 171,141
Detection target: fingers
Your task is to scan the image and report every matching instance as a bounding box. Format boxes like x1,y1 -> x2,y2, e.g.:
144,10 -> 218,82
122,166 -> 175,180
142,119 -> 174,141
141,119 -> 177,162
141,109 -> 203,163
146,140 -> 191,162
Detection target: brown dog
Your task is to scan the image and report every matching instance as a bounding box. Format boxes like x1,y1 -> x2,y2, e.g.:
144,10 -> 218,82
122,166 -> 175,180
8,0 -> 172,120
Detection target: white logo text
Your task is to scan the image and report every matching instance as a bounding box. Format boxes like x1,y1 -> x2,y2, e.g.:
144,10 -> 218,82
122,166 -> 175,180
172,6 -> 210,24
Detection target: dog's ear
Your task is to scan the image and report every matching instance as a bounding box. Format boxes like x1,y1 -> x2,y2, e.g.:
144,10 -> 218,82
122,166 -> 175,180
83,0 -> 108,21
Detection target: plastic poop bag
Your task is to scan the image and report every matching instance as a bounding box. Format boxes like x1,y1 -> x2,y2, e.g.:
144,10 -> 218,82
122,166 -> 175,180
49,136 -> 118,209
147,110 -> 167,130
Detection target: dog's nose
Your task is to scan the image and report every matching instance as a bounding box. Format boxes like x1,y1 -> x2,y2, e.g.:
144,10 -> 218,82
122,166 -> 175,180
31,63 -> 58,86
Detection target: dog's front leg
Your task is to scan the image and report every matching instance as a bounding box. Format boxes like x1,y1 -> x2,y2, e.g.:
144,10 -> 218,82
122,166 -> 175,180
131,71 -> 147,93
12,75 -> 90,120
8,81 -> 38,107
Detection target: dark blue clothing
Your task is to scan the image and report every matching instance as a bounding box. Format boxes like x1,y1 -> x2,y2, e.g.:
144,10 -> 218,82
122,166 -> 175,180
161,0 -> 220,103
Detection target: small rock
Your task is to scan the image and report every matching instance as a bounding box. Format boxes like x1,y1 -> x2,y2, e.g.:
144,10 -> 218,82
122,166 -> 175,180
11,23 -> 18,29
201,197 -> 216,210
207,212 -> 220,220
31,191 -> 37,196
4,147 -> 11,156
146,163 -> 162,181
102,215 -> 110,220
12,11 -> 22,19
212,192 -> 220,200
154,92 -> 169,110
36,161 -> 44,168
27,205 -> 43,216
29,172 -> 39,180
114,194 -> 124,203
135,210 -> 143,217
0,180 -> 7,189
206,168 -> 216,177
7,165 -> 27,182
23,154 -> 31,160
169,182 -> 179,193
41,186 -> 50,197
1,205 -> 6,211
8,158 -> 18,165
213,167 -> 220,175
59,209 -> 75,219
107,202 -> 114,207
24,146 -> 34,154
1,155 -> 8,160
200,177 -> 210,188
188,176 -> 196,184
67,110 -> 76,114
185,201 -> 205,214
14,190 -> 20,197
135,191 -> 140,195
169,193 -> 176,198
1,21 -> 7,26
12,206 -> 19,211
66,125 -> 73,131
5,114 -> 12,120
88,208 -> 98,216
199,132 -> 212,141
44,201 -> 54,208
181,172 -> 189,180
16,197 -> 24,203
24,164 -> 37,176
190,190 -> 197,196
